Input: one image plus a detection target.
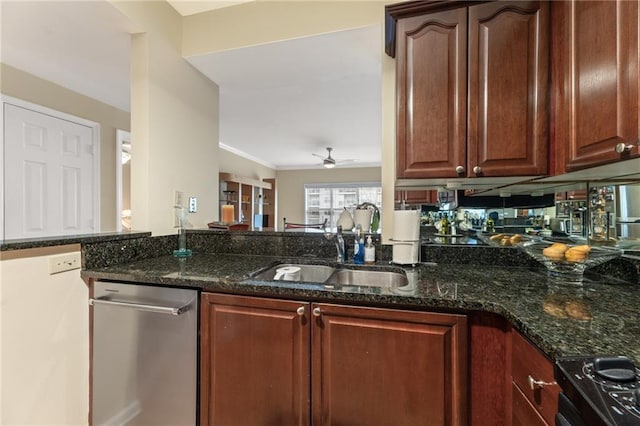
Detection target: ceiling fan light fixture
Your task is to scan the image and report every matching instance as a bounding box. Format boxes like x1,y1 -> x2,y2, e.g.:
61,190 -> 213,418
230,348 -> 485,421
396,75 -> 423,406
323,161 -> 336,169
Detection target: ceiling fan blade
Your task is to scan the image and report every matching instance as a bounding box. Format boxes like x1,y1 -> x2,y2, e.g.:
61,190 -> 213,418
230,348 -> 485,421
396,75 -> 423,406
335,158 -> 359,164
312,153 -> 325,159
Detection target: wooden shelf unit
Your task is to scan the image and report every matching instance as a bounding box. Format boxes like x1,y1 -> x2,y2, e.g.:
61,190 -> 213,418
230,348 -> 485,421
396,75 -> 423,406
219,173 -> 274,228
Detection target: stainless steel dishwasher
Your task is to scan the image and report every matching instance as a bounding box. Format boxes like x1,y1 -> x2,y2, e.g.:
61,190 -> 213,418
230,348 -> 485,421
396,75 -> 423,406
90,281 -> 198,426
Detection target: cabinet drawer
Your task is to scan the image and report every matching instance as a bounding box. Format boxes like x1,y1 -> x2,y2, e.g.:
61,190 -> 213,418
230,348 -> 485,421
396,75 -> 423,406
512,381 -> 548,425
511,332 -> 558,424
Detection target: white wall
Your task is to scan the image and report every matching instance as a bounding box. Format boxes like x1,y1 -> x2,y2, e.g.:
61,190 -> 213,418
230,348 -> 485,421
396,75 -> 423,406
0,246 -> 88,425
218,147 -> 276,181
114,1 -> 220,235
0,64 -> 130,232
277,167 -> 381,225
182,1 -> 397,241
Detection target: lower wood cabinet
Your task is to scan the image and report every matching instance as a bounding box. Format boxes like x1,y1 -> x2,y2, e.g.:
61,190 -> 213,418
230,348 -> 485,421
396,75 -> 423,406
200,293 -> 468,426
511,331 -> 559,425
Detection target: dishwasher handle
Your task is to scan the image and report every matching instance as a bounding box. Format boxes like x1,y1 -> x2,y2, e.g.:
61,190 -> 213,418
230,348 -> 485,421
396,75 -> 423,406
89,296 -> 193,316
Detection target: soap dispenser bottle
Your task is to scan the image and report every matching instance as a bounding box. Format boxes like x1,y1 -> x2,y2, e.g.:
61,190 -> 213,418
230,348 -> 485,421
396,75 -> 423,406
364,236 -> 375,264
353,225 -> 364,264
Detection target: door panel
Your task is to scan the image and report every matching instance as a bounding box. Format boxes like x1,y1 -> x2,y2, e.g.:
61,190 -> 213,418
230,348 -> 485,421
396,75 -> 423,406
553,0 -> 640,171
200,293 -> 310,426
396,8 -> 467,178
468,1 -> 549,176
312,303 -> 468,426
3,103 -> 96,238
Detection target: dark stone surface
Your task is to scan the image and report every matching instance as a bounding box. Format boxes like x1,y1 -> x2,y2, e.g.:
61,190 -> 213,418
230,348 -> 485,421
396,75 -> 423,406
82,230 -> 640,366
0,231 -> 151,252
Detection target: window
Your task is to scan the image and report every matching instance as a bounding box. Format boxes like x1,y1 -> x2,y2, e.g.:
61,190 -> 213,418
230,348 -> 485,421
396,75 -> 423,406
304,183 -> 382,231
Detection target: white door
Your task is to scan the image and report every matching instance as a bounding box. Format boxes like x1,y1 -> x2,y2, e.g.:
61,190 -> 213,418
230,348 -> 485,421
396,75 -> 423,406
3,102 -> 97,239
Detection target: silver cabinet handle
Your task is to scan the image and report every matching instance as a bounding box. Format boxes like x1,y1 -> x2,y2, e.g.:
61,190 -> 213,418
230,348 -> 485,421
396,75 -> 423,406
527,375 -> 557,390
455,165 -> 465,174
89,297 -> 192,316
473,166 -> 482,175
296,306 -> 305,316
615,143 -> 633,154
312,307 -> 322,317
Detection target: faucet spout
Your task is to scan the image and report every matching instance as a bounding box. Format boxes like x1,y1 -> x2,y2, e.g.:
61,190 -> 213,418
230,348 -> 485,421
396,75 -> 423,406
325,225 -> 346,263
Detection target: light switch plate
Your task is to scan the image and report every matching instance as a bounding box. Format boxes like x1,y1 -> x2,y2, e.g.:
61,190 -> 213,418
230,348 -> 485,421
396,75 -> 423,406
49,252 -> 81,274
189,197 -> 197,213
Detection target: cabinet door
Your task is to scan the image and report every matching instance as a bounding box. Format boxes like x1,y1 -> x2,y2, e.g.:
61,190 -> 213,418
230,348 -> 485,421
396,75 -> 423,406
396,8 -> 467,179
512,382 -> 548,426
553,0 -> 640,172
312,303 -> 468,426
396,190 -> 439,205
468,1 -> 549,177
200,293 -> 310,426
511,331 -> 558,425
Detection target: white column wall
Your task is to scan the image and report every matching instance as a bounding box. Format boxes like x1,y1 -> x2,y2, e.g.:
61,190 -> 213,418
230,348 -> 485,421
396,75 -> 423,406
0,247 -> 88,426
115,1 -> 220,235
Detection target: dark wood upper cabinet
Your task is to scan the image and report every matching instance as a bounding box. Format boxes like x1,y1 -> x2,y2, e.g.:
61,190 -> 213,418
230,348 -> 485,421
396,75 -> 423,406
467,1 -> 549,177
396,7 -> 468,179
394,1 -> 549,179
552,0 -> 640,173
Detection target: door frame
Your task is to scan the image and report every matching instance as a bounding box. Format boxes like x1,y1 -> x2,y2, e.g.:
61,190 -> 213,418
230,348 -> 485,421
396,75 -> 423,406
0,94 -> 101,240
115,129 -> 131,232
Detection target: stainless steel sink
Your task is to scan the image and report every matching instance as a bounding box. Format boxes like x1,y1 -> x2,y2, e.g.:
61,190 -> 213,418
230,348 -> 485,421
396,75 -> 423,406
324,269 -> 408,288
251,263 -> 336,283
250,262 -> 408,288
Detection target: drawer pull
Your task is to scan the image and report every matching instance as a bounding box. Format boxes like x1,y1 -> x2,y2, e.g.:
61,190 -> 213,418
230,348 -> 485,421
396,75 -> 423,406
615,143 -> 633,154
528,375 -> 557,390
296,306 -> 305,316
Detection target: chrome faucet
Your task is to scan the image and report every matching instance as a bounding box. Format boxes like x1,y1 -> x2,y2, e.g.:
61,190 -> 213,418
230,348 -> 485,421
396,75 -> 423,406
326,225 -> 346,263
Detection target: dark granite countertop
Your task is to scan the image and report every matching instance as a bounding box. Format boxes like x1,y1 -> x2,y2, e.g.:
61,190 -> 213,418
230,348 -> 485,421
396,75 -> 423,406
82,252 -> 640,365
0,231 -> 151,252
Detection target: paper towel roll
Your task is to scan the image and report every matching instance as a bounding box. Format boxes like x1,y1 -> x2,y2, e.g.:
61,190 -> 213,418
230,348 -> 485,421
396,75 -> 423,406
393,210 -> 420,241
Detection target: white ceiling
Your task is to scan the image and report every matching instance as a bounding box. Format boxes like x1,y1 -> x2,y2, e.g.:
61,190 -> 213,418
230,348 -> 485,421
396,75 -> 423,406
1,0 -> 136,112
1,0 -> 383,170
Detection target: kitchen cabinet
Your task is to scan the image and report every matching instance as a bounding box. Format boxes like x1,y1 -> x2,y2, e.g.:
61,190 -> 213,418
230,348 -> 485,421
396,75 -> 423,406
219,173 -> 273,227
200,293 -> 310,425
552,0 -> 640,173
395,189 -> 438,206
393,1 -> 549,179
511,330 -> 559,425
555,190 -> 588,202
200,293 -> 468,425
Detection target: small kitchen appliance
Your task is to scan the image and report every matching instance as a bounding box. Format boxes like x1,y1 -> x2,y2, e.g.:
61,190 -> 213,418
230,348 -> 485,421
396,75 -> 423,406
390,210 -> 421,265
555,355 -> 640,425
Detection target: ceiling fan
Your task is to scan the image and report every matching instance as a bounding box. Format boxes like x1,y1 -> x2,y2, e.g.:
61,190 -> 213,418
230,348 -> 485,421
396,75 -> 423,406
312,147 -> 357,169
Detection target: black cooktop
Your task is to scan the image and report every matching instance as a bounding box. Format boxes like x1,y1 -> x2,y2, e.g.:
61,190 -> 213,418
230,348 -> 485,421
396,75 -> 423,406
556,356 -> 640,425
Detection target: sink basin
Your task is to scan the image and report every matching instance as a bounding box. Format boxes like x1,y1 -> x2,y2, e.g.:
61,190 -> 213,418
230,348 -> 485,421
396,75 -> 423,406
324,269 -> 408,288
251,263 -> 336,283
249,262 -> 409,289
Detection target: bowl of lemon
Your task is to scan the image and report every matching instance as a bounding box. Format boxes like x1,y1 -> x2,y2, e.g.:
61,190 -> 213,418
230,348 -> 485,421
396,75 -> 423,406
518,240 -> 622,284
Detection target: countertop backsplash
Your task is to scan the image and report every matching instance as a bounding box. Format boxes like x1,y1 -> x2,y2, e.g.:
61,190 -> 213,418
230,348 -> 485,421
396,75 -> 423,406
81,229 -> 639,285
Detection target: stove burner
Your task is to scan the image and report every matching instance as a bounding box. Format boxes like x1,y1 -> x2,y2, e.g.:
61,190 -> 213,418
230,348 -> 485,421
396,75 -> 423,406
557,356 -> 640,425
594,357 -> 638,383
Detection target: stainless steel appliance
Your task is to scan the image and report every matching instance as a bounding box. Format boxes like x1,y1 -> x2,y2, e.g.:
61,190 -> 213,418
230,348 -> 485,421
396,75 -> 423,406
555,356 -> 640,425
90,281 -> 198,426
617,184 -> 640,240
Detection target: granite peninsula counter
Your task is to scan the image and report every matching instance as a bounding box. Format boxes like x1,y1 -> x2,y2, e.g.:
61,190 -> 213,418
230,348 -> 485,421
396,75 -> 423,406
82,247 -> 640,366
